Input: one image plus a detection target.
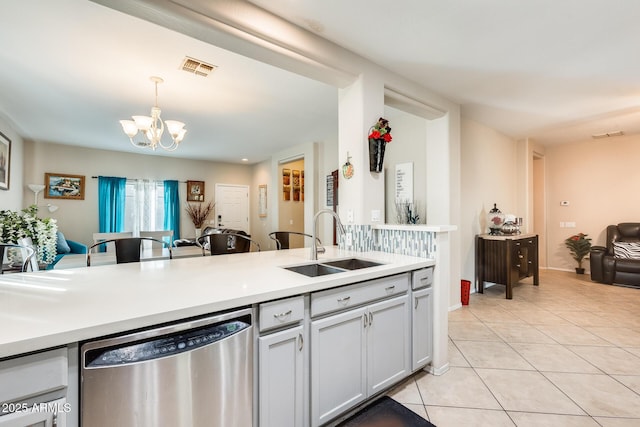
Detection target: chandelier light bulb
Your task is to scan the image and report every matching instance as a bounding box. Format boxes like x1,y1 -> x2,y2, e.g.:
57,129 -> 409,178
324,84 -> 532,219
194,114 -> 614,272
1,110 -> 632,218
120,76 -> 186,151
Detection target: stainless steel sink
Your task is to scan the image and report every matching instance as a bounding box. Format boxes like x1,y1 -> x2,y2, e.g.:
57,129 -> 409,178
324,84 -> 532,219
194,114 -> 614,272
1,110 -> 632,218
283,263 -> 345,277
322,258 -> 383,270
283,258 -> 384,277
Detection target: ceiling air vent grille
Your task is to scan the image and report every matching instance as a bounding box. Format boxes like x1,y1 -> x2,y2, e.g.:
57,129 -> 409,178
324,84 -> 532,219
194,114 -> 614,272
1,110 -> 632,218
181,57 -> 217,77
592,130 -> 623,139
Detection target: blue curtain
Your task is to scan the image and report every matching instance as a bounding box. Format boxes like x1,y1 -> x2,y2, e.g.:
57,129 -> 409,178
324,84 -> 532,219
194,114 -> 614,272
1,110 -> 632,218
163,180 -> 181,240
98,176 -> 126,233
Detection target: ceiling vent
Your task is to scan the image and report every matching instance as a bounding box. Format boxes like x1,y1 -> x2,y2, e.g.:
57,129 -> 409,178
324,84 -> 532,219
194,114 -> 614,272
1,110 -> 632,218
592,130 -> 623,139
181,56 -> 217,77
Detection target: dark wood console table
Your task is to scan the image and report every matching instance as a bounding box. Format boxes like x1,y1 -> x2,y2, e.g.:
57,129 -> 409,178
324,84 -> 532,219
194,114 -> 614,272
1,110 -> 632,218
475,234 -> 539,299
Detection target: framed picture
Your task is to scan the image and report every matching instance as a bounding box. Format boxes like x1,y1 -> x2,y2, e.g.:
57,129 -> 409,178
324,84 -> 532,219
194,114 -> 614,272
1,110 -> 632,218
0,131 -> 10,190
187,180 -> 205,202
292,169 -> 300,186
282,168 -> 291,185
258,184 -> 267,217
283,185 -> 291,201
44,173 -> 85,200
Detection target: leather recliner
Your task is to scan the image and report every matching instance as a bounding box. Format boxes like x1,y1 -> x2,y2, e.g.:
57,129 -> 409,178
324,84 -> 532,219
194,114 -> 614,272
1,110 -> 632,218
590,223 -> 640,287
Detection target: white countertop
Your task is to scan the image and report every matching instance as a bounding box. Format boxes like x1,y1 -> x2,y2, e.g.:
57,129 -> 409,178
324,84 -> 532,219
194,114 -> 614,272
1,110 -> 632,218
0,247 -> 432,359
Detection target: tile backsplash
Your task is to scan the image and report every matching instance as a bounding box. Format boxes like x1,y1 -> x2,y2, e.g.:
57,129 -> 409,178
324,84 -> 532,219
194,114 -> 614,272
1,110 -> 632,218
340,225 -> 435,258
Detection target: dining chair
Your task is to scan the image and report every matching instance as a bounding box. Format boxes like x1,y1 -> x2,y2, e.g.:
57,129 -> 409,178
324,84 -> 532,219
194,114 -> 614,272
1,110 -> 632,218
87,237 -> 173,266
140,230 -> 174,248
92,232 -> 134,253
197,232 -> 260,256
0,243 -> 37,273
268,231 -> 321,250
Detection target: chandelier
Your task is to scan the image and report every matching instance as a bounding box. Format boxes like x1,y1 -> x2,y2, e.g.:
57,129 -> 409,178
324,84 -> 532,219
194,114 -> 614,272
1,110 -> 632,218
120,76 -> 186,151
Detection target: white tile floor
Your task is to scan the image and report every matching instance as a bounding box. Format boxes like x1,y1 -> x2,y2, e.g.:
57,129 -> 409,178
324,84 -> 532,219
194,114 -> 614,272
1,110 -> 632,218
388,270 -> 640,427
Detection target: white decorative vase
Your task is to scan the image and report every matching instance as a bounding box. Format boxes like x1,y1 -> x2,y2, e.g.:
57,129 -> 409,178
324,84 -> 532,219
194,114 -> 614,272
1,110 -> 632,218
195,228 -> 202,239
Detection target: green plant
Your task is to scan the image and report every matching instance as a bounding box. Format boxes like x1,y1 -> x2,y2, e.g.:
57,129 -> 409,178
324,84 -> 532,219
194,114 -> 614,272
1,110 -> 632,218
0,205 -> 58,264
185,200 -> 215,228
564,233 -> 592,269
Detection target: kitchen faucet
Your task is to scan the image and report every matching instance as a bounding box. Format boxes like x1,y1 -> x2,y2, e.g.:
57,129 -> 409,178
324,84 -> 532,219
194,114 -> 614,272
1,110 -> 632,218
311,209 -> 346,260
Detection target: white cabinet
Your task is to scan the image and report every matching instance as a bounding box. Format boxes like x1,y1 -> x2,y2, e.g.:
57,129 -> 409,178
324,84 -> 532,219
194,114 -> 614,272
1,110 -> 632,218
0,348 -> 69,427
367,296 -> 411,395
0,398 -> 67,427
258,296 -> 306,427
310,293 -> 409,427
412,287 -> 433,370
310,307 -> 368,427
411,268 -> 433,371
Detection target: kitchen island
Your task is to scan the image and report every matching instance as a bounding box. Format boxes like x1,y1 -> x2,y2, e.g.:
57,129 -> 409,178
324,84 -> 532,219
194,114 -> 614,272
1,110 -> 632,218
0,247 -> 438,427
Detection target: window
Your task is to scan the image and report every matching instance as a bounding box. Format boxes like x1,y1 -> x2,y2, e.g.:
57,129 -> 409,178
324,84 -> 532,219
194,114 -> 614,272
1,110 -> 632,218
124,180 -> 165,236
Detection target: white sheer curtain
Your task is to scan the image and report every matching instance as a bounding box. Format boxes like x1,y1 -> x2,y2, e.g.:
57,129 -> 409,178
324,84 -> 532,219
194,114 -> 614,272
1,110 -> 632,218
124,179 -> 164,236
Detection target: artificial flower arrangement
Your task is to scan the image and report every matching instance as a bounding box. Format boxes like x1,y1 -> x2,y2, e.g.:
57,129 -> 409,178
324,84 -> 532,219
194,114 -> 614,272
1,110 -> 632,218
0,205 -> 58,264
368,117 -> 393,143
564,233 -> 592,271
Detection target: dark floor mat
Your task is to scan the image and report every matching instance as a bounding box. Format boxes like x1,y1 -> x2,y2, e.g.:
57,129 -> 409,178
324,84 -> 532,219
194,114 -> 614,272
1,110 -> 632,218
336,396 -> 436,427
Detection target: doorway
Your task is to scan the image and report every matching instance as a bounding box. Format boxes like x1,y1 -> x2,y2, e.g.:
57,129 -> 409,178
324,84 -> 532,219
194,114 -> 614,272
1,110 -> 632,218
533,154 -> 546,268
278,158 -> 305,248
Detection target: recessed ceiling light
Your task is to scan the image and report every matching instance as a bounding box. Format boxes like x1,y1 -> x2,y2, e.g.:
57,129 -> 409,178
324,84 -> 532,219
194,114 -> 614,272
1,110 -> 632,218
241,158 -> 248,162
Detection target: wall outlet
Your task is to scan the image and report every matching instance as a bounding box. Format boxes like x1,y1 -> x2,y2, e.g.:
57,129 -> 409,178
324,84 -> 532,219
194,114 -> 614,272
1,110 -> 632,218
289,219 -> 294,225
347,209 -> 354,223
371,209 -> 381,222
344,232 -> 353,247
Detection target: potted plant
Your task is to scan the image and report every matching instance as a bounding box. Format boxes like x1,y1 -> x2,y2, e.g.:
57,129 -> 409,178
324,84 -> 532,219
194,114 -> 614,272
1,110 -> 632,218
185,200 -> 215,238
0,205 -> 58,265
564,233 -> 592,274
368,117 -> 392,172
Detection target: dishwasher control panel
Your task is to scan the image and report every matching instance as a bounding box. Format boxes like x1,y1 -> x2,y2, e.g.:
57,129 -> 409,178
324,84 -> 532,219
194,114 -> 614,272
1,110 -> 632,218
84,317 -> 250,367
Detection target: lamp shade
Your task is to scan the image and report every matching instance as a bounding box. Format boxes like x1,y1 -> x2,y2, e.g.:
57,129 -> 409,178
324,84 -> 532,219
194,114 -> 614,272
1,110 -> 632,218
120,120 -> 138,137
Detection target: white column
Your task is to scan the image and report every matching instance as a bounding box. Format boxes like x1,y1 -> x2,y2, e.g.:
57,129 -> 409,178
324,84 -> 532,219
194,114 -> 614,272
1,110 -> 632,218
337,74 -> 385,224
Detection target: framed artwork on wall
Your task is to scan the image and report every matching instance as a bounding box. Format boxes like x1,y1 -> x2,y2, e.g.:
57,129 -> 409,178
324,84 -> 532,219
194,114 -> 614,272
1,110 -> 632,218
0,131 -> 10,190
258,184 -> 267,217
44,173 -> 85,200
187,180 -> 205,202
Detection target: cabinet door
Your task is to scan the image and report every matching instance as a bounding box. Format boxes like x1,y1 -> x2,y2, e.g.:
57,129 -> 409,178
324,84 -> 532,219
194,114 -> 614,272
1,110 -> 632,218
0,398 -> 67,427
310,307 -> 367,427
367,295 -> 410,395
412,288 -> 433,371
259,325 -> 304,427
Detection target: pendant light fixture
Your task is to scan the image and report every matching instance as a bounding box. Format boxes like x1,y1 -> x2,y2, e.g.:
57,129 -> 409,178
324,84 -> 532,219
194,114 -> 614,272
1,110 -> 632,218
120,76 -> 186,151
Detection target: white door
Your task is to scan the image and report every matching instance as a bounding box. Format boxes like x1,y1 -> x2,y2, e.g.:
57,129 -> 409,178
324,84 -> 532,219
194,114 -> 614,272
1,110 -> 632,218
310,307 -> 367,427
214,184 -> 249,232
367,295 -> 410,395
259,325 -> 305,427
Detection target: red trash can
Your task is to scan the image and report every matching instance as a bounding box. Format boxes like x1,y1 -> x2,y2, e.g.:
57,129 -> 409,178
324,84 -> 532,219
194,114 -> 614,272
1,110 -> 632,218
461,280 -> 471,305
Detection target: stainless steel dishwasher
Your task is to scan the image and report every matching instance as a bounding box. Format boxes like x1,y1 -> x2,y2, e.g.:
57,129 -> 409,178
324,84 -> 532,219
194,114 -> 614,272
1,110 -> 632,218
80,307 -> 253,427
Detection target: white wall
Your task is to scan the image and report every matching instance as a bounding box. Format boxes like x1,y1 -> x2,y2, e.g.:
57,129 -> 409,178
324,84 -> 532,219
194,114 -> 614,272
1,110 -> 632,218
545,134 -> 640,271
24,141 -> 252,246
0,115 -> 24,211
460,118 -> 519,285
250,158 -> 272,251
382,106 -> 427,224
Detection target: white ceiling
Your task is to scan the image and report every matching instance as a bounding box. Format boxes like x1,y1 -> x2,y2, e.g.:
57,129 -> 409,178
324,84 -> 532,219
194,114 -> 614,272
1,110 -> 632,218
1,1 -> 639,165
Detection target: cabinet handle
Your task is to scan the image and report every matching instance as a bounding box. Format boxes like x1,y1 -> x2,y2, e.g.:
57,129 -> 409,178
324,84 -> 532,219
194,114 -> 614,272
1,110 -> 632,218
518,254 -> 524,259
369,312 -> 373,326
385,285 -> 396,292
516,264 -> 521,268
363,313 -> 368,328
273,309 -> 292,319
298,333 -> 304,351
53,414 -> 58,427
337,296 -> 351,303
415,298 -> 419,309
